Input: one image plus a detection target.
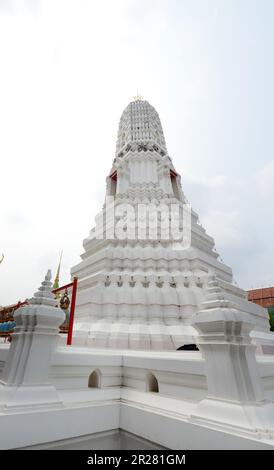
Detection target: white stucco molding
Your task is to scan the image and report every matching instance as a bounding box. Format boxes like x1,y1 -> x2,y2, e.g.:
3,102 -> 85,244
191,276 -> 274,438
0,271 -> 65,411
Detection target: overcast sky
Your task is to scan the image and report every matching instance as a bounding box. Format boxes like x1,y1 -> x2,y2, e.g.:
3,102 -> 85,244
0,0 -> 274,305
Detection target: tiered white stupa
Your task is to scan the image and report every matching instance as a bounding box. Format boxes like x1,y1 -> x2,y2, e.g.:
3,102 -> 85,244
70,99 -> 253,349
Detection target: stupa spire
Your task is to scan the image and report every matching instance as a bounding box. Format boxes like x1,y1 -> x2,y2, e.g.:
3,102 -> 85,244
115,99 -> 167,158
71,99 -> 234,350
53,251 -> 63,290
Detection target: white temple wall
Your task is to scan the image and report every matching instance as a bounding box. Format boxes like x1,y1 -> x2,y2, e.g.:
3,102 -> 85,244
0,345 -> 8,375
1,342 -> 274,449
122,366 -> 207,401
49,348 -> 208,403
50,365 -> 122,390
49,346 -> 274,425
1,343 -> 273,404
257,358 -> 274,401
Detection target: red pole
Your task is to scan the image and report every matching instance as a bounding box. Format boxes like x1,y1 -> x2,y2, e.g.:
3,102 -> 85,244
52,281 -> 74,293
67,277 -> 78,346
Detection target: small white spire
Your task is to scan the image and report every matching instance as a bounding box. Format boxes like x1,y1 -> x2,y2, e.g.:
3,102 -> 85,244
30,270 -> 57,307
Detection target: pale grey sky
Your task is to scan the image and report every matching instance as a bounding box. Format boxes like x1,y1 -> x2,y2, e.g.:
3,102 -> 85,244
1,0 -> 274,304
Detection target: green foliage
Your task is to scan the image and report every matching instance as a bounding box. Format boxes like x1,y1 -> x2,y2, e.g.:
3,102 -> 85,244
268,306 -> 274,332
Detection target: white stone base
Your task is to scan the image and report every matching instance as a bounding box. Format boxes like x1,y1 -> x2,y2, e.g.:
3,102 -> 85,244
1,345 -> 274,450
252,330 -> 274,355
190,398 -> 274,440
1,392 -> 274,450
0,383 -> 63,412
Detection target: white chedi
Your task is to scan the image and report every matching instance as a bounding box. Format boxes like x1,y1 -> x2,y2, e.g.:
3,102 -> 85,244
0,271 -> 65,411
70,99 -> 268,350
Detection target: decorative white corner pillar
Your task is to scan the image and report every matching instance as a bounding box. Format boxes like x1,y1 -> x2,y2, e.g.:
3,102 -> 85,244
191,277 -> 274,439
0,270 -> 65,411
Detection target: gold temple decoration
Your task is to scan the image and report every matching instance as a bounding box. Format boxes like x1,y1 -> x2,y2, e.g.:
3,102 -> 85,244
59,288 -> 70,330
60,289 -> 70,311
53,251 -> 63,299
133,93 -> 143,101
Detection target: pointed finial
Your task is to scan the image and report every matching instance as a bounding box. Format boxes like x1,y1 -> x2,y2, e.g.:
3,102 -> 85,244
30,270 -> 57,307
53,251 -> 63,296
